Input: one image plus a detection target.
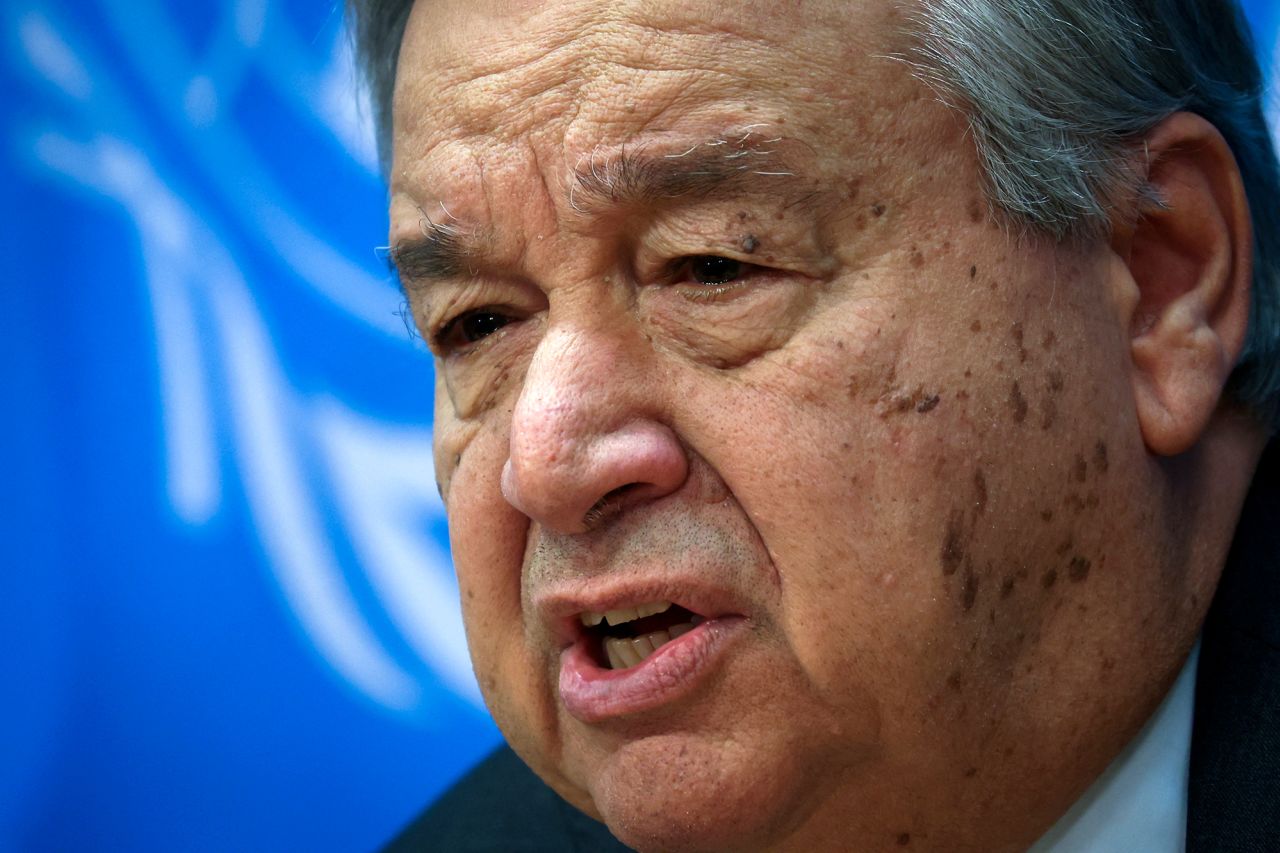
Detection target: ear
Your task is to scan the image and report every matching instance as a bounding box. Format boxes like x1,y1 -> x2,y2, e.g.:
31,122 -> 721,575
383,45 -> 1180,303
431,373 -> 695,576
1111,112 -> 1253,456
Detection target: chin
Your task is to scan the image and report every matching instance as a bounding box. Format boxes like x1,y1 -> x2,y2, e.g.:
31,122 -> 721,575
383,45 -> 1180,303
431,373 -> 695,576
579,733 -> 822,853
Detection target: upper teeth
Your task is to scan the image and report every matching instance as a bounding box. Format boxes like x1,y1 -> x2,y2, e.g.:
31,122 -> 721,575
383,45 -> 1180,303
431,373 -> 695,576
580,600 -> 672,627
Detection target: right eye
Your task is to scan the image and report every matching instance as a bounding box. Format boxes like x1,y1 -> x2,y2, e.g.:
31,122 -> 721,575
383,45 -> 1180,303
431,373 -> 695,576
436,309 -> 514,350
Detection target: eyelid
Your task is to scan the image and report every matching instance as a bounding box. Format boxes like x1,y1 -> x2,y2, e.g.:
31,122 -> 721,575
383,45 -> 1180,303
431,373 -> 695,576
430,305 -> 512,355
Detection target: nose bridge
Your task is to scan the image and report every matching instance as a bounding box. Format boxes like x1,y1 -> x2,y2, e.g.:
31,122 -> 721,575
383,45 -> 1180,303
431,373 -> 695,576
512,321 -> 619,467
503,315 -> 687,532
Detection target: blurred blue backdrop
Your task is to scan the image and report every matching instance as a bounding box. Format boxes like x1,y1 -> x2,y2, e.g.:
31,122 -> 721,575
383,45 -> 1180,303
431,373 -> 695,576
1,2 -> 1277,851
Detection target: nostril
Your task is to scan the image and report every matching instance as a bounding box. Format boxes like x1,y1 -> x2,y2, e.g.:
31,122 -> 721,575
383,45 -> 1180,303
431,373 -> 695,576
582,483 -> 642,530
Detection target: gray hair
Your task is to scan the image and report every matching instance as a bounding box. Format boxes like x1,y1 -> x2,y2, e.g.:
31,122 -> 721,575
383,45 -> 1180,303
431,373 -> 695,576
347,0 -> 1280,426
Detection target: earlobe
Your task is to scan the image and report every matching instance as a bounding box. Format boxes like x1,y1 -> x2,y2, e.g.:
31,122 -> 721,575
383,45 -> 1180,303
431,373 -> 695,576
1115,112 -> 1253,456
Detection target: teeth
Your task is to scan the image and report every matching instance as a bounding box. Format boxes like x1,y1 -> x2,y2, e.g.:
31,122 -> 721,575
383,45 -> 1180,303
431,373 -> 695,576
603,624 -> 696,669
612,638 -> 642,667
586,600 -> 673,627
604,607 -> 642,626
631,635 -> 655,659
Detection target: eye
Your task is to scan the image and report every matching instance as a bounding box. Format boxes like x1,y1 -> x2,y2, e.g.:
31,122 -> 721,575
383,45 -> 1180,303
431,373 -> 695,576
686,255 -> 744,285
436,309 -> 514,350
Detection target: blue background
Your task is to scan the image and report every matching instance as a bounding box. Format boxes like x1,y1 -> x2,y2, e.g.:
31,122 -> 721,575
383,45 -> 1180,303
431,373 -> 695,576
2,2 -> 1277,851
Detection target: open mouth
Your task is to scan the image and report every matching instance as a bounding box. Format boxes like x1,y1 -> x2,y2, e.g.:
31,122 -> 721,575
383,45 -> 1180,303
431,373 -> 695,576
578,601 -> 704,670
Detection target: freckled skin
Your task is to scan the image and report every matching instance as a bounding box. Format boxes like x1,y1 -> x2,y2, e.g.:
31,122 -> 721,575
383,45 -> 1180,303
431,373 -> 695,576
389,1 -> 1251,851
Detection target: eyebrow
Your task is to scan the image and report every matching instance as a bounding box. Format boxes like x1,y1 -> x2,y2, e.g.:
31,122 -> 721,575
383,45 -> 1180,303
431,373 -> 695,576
389,135 -> 810,285
567,138 -> 803,213
388,217 -> 477,286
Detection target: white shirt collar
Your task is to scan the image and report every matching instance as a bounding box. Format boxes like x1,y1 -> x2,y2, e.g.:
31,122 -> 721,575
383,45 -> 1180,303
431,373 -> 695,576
1029,643 -> 1198,853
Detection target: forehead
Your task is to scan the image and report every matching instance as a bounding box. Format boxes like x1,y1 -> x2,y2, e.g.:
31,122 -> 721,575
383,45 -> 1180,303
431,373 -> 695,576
390,0 -> 929,195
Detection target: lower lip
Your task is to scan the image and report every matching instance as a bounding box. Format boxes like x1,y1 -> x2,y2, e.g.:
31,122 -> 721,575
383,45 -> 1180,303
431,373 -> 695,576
558,618 -> 744,723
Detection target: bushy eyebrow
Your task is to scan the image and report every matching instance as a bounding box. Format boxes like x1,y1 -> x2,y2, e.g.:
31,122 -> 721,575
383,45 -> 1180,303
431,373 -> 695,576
389,132 -> 812,286
568,135 -> 802,213
388,216 -> 479,287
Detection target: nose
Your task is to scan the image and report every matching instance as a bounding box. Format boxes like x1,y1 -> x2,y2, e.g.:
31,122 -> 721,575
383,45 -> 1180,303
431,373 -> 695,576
501,324 -> 688,533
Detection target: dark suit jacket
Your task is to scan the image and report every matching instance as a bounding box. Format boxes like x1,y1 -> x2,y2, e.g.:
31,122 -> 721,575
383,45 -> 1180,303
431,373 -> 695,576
387,445 -> 1280,852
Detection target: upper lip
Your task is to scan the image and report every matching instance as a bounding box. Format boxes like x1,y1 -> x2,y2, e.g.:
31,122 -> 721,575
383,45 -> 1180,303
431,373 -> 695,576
534,573 -> 751,647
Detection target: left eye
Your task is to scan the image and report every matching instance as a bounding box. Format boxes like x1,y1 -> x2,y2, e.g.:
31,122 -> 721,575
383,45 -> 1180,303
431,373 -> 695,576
685,255 -> 744,285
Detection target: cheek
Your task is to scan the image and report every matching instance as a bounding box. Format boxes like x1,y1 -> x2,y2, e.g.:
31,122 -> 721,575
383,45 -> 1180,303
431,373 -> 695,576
442,429 -> 529,692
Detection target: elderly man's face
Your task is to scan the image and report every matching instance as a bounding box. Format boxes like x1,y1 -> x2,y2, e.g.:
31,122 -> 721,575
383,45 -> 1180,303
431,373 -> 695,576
389,0 -> 1205,849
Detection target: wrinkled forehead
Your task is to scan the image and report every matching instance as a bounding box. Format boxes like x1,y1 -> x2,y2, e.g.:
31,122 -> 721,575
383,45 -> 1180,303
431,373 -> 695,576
390,0 -> 919,188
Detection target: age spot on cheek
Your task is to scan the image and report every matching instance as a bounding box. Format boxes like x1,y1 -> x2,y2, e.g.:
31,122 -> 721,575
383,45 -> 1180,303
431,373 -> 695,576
941,510 -> 966,576
1094,440 -> 1109,473
961,565 -> 979,612
1009,381 -> 1028,424
1040,397 -> 1058,431
1011,322 -> 1028,363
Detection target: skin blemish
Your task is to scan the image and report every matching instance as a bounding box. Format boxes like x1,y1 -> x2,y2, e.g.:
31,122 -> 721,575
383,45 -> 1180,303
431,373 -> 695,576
897,833 -> 912,847
876,382 -> 939,417
1073,454 -> 1088,483
1065,493 -> 1087,514
973,469 -> 987,513
1040,398 -> 1057,431
1085,492 -> 1100,509
1011,322 -> 1027,363
1040,508 -> 1053,522
916,393 -> 941,413
1055,536 -> 1073,556
1094,440 -> 1109,473
910,247 -> 925,268
941,511 -> 965,576
741,234 -> 760,253
1042,330 -> 1056,351
946,670 -> 963,692
961,564 -> 979,611
1068,556 -> 1092,582
1048,370 -> 1065,392
969,319 -> 982,333
1000,576 -> 1016,598
969,264 -> 977,279
964,767 -> 979,779
871,202 -> 886,217
1042,568 -> 1059,589
737,211 -> 748,222
1009,381 -> 1028,423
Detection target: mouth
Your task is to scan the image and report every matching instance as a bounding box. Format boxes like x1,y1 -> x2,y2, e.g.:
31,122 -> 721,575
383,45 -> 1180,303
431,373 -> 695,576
557,595 -> 746,723
578,601 -> 705,670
